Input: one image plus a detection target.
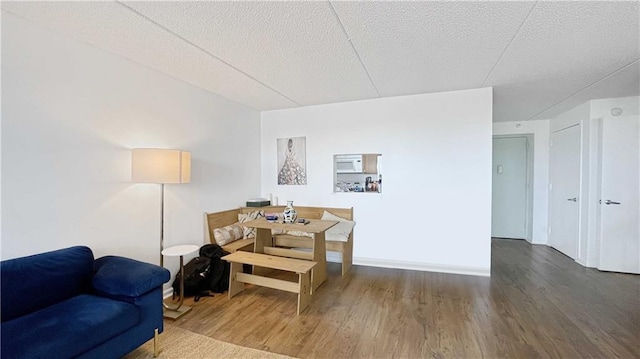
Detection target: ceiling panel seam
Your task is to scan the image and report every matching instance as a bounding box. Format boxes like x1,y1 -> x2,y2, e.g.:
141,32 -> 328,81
525,58 -> 640,121
115,1 -> 301,107
328,1 -> 381,97
480,1 -> 538,87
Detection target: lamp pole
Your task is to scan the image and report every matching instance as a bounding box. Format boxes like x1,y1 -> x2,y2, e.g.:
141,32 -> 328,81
160,183 -> 165,267
131,148 -> 192,316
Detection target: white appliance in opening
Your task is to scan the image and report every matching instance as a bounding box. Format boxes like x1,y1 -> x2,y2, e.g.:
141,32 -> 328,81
335,155 -> 363,173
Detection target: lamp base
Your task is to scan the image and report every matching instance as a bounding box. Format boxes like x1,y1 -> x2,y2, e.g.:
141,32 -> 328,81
163,305 -> 192,319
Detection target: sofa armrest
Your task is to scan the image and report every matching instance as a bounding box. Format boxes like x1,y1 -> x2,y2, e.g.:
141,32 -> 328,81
92,256 -> 170,298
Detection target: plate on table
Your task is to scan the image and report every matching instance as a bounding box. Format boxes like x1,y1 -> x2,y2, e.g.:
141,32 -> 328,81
265,215 -> 279,222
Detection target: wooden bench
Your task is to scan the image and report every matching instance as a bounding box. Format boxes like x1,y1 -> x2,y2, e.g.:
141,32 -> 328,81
204,206 -> 354,275
203,208 -> 255,253
260,206 -> 354,276
221,251 -> 317,315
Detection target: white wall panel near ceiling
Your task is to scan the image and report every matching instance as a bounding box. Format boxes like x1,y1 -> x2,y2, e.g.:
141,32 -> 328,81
123,1 -> 379,107
331,1 -> 535,97
487,1 -> 640,122
1,2 -> 296,110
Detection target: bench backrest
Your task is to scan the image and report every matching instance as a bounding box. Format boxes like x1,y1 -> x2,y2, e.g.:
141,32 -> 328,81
204,208 -> 242,244
205,206 -> 353,244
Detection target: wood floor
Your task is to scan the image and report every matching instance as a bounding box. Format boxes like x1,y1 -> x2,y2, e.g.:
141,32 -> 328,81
168,239 -> 640,358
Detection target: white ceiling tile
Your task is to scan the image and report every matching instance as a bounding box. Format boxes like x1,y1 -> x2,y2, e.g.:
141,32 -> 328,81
2,1 -> 297,110
486,1 -> 640,122
2,1 -> 638,122
331,1 -> 535,97
123,1 -> 379,106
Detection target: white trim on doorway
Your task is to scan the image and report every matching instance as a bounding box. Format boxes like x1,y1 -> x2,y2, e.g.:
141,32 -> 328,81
492,134 -> 535,242
492,120 -> 550,245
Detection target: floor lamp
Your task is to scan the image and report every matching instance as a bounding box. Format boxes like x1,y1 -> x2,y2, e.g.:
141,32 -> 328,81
131,148 -> 191,316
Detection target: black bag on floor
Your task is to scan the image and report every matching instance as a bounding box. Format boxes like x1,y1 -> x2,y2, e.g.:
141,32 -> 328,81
199,244 -> 230,293
171,256 -> 212,300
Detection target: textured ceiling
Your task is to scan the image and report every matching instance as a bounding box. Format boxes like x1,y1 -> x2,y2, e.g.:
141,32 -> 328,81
2,1 -> 639,122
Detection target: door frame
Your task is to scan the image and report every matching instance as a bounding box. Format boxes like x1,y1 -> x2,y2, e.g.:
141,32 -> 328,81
548,124 -> 582,260
492,134 -> 534,242
593,115 -> 640,273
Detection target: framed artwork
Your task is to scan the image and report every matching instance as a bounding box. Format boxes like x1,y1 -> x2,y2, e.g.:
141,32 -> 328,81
277,137 -> 307,185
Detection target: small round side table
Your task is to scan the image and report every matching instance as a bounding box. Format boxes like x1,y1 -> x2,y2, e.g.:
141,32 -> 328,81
161,244 -> 199,319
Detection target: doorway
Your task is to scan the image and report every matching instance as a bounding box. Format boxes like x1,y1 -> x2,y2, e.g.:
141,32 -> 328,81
491,135 -> 533,241
548,124 -> 581,259
598,115 -> 640,274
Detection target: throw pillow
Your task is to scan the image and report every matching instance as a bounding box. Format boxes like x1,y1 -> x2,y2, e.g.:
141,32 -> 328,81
213,224 -> 244,246
238,210 -> 264,238
286,230 -> 314,238
321,211 -> 355,242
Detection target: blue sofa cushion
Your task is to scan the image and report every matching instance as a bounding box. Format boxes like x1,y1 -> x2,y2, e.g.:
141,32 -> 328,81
93,256 -> 170,297
1,294 -> 139,359
0,246 -> 94,322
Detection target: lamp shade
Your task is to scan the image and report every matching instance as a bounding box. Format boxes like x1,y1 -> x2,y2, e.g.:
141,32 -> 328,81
131,148 -> 191,184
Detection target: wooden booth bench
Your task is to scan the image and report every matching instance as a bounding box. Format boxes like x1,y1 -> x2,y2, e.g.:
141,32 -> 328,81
205,205 -> 354,275
203,208 -> 256,253
221,251 -> 317,315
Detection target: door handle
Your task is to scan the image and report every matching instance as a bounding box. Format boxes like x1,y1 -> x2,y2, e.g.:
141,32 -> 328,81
567,197 -> 577,202
604,200 -> 621,205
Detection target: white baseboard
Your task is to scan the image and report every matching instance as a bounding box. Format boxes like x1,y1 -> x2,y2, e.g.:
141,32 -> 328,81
353,257 -> 490,277
163,288 -> 173,299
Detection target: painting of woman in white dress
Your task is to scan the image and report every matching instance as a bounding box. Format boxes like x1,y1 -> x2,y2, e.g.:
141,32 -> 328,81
277,137 -> 307,185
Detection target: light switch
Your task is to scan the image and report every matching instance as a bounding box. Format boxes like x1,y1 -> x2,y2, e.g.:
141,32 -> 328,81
497,165 -> 503,174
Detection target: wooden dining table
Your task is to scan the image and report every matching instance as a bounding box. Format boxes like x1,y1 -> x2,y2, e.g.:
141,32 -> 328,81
240,217 -> 338,293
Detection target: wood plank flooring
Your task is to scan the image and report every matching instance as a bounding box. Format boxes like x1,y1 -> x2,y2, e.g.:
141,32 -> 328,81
168,239 -> 639,358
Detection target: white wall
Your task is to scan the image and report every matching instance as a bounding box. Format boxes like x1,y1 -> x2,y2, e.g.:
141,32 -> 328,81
261,88 -> 493,276
492,120 -> 550,244
1,13 -> 262,283
590,96 -> 640,118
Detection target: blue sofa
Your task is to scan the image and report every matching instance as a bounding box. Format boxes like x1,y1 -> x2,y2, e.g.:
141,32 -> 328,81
0,246 -> 170,358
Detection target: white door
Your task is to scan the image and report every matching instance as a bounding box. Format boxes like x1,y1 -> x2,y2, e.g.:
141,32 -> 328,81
599,115 -> 640,274
492,137 -> 528,239
549,125 -> 581,259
